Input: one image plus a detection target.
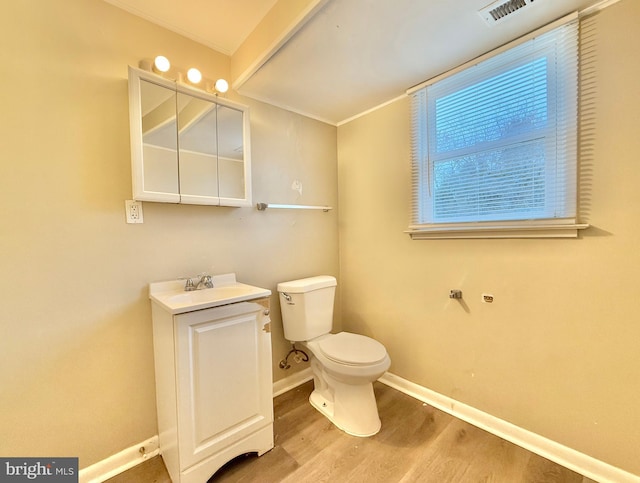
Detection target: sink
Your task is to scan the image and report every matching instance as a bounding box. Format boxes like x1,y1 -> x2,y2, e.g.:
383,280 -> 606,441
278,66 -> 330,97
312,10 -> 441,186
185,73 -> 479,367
149,273 -> 271,314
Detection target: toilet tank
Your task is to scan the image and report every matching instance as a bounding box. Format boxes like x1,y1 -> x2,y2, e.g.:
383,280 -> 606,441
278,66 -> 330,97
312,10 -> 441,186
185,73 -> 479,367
277,276 -> 336,342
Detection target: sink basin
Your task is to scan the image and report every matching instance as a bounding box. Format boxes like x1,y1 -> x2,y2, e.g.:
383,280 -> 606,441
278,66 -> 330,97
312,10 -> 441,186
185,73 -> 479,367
149,273 -> 271,314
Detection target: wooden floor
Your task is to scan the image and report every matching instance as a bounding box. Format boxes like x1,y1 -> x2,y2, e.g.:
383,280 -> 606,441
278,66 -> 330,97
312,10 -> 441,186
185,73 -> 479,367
108,381 -> 594,483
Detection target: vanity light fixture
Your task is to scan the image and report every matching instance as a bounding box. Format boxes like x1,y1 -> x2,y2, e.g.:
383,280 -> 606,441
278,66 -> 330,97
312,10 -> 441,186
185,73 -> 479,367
153,55 -> 171,73
139,57 -> 229,95
187,67 -> 202,84
214,78 -> 229,94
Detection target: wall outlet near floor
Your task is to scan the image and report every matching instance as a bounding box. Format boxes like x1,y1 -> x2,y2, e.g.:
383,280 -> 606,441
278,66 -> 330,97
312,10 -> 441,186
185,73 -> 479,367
125,200 -> 144,224
482,293 -> 494,304
138,436 -> 159,459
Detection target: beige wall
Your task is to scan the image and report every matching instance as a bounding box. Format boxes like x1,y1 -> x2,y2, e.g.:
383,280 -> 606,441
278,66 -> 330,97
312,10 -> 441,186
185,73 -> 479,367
0,0 -> 337,468
337,0 -> 640,476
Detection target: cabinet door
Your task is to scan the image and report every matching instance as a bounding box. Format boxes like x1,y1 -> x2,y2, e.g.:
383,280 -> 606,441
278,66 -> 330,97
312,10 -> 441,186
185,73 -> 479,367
129,72 -> 181,203
217,103 -> 251,207
175,300 -> 273,470
177,91 -> 219,205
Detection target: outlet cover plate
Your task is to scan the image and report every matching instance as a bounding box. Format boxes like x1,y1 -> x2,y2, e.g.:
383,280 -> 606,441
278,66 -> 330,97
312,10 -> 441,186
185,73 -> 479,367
125,200 -> 144,224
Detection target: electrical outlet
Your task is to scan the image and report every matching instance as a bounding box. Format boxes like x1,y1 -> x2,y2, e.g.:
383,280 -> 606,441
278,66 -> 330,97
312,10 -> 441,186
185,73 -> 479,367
125,200 -> 144,224
482,293 -> 494,303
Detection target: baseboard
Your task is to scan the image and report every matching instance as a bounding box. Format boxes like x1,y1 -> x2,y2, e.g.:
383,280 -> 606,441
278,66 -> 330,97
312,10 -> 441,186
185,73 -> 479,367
273,367 -> 313,397
379,372 -> 639,483
78,436 -> 159,483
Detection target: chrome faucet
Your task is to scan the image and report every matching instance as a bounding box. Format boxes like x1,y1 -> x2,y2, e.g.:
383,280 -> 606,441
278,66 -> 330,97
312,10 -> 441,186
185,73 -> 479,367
197,274 -> 214,290
184,274 -> 214,291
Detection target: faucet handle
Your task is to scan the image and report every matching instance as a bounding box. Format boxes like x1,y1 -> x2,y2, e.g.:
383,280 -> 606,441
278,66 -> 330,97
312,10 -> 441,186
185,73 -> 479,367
184,278 -> 196,291
201,274 -> 214,289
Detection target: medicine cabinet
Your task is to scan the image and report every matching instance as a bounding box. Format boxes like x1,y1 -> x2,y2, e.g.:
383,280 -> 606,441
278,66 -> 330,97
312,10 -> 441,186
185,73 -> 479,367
128,66 -> 252,207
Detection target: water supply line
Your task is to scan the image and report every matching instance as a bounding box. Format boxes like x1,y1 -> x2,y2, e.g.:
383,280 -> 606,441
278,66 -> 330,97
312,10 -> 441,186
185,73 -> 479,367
279,344 -> 309,369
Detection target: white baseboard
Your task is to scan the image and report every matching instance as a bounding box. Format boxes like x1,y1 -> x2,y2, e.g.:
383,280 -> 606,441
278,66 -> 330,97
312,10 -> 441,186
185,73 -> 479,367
273,367 -> 313,397
78,436 -> 159,483
379,372 -> 639,483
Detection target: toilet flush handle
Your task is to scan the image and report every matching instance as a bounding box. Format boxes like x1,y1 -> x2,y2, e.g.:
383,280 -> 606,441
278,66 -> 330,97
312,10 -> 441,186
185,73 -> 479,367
281,292 -> 293,304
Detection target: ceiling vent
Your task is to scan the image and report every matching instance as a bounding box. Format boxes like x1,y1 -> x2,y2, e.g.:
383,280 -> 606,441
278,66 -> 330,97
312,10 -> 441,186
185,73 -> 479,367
479,0 -> 541,26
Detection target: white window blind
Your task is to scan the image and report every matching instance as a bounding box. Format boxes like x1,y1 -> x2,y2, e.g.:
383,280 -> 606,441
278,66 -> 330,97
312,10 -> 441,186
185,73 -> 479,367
409,17 -> 586,239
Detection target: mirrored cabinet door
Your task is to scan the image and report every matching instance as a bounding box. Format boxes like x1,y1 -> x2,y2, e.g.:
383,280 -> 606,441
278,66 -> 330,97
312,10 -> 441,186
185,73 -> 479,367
141,80 -> 179,197
128,66 -> 252,207
217,104 -> 248,203
177,92 -> 219,204
130,74 -> 181,202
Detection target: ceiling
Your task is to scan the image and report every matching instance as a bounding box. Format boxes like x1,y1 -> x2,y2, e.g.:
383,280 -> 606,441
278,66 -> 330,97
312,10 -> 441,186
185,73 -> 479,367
104,0 -> 279,54
107,0 -> 611,125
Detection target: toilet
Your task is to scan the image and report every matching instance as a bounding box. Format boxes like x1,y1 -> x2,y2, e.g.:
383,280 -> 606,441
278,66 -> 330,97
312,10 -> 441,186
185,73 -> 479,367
277,275 -> 391,437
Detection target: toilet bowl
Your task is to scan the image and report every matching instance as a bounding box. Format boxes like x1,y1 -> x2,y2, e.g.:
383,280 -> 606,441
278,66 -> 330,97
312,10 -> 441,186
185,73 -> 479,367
303,332 -> 390,436
277,276 -> 391,437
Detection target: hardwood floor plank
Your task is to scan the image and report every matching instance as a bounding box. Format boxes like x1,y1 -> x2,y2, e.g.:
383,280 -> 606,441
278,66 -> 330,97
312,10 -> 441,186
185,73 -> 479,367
104,455 -> 170,483
523,454 -> 586,483
456,435 -> 531,482
399,419 -> 489,482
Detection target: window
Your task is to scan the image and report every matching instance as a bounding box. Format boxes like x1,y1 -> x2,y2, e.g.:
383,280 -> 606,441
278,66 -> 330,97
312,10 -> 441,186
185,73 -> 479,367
408,16 -> 587,239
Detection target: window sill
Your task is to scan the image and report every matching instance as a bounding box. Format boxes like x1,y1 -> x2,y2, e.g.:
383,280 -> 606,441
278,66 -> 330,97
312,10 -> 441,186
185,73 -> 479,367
406,223 -> 589,240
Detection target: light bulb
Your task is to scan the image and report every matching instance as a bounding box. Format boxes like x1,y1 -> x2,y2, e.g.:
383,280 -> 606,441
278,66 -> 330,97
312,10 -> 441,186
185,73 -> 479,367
153,55 -> 170,73
187,68 -> 202,84
214,78 -> 229,93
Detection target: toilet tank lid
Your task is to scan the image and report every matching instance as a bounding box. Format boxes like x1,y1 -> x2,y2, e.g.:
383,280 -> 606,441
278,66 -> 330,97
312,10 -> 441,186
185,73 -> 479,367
277,275 -> 336,293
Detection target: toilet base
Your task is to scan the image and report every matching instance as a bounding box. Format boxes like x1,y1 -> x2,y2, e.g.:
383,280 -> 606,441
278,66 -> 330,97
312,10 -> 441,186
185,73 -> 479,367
308,366 -> 382,437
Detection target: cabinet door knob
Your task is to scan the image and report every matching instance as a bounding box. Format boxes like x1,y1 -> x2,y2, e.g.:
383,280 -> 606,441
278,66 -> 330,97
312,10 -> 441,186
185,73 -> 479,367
264,309 -> 270,316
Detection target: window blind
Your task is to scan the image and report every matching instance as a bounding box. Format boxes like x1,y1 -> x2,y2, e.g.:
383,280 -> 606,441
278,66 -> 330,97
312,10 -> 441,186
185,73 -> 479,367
410,17 -> 579,234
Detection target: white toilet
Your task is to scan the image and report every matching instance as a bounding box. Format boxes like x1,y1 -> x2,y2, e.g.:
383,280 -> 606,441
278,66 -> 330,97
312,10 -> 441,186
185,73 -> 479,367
277,275 -> 391,437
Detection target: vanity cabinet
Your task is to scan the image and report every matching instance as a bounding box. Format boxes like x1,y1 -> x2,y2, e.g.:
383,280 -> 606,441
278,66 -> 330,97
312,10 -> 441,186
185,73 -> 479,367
151,296 -> 273,482
128,66 -> 252,207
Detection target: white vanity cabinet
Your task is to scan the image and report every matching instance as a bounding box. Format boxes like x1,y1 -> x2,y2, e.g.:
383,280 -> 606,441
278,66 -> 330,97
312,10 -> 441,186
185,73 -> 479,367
150,279 -> 273,483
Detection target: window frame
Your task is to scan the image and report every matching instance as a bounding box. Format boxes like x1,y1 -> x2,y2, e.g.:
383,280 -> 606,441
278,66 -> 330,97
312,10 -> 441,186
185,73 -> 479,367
407,14 -> 588,239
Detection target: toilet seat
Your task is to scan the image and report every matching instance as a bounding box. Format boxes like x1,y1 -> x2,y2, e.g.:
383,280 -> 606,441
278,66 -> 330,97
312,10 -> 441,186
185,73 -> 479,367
317,332 -> 388,366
